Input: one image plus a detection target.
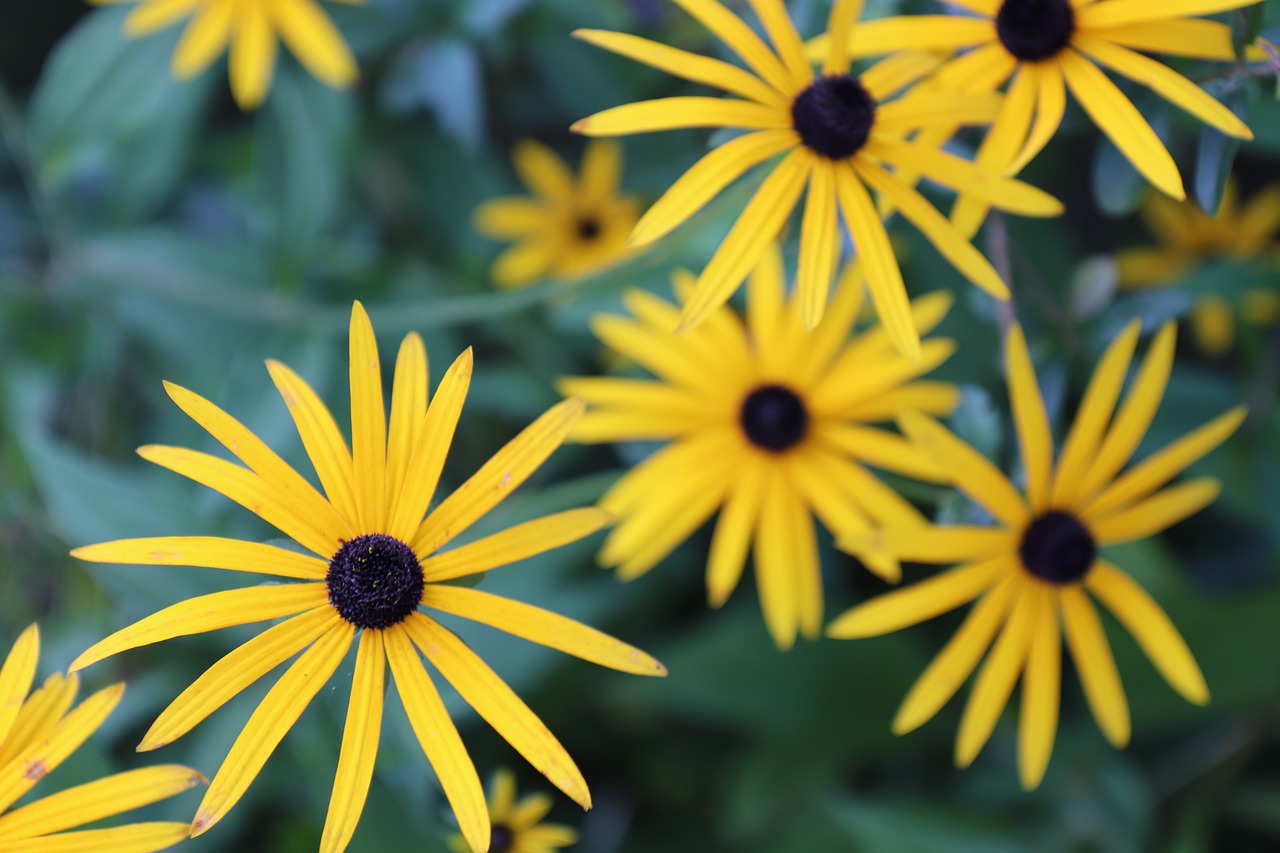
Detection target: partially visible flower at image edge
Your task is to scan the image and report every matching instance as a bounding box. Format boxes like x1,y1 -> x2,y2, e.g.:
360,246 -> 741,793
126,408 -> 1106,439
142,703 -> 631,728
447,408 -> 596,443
93,0 -> 360,109
832,320 -> 1245,789
474,140 -> 640,289
70,302 -> 665,853
448,768 -> 577,853
572,0 -> 1063,358
1115,179 -> 1280,355
0,624 -> 203,852
561,246 -> 960,650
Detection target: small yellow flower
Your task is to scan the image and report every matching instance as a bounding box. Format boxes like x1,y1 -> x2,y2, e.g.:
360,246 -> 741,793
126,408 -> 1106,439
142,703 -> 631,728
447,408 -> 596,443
572,0 -> 1062,358
812,0 -> 1266,236
0,624 -> 202,851
474,140 -> 640,289
831,321 -> 1245,789
1116,179 -> 1280,354
72,302 -> 665,853
448,769 -> 577,853
95,0 -> 361,109
561,247 -> 960,649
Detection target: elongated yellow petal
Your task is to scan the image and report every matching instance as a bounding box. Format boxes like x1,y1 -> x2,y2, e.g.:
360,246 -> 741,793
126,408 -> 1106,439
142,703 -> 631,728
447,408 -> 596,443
0,765 -> 202,841
1077,0 -> 1262,29
489,768 -> 517,823
679,149 -> 809,331
270,0 -> 357,87
348,302 -> 387,531
320,630 -> 384,853
843,382 -> 962,422
859,50 -> 949,101
123,0 -> 200,35
599,433 -> 730,518
192,623 -> 354,837
404,615 -> 590,809
1086,561 -> 1208,704
672,0 -> 796,94
0,674 -> 77,769
424,585 -> 666,675
746,0 -> 811,86
823,0 -> 864,74
559,379 -> 711,430
513,139 -> 574,202
1007,60 -> 1067,176
630,130 -> 796,247
1085,407 -> 1245,517
1050,319 -> 1141,508
267,358 -> 360,529
72,536 -> 326,580
0,625 -> 38,749
875,92 -> 1002,133
820,424 -> 947,481
422,508 -> 610,583
819,14 -> 992,59
1060,585 -> 1130,747
228,0 -> 276,109
414,399 -> 583,557
817,342 -> 959,419
955,582 -> 1036,767
789,476 -> 824,641
828,555 -> 1011,638
1088,477 -> 1220,543
1005,325 -> 1054,512
71,583 -> 327,672
0,683 -> 123,815
899,411 -> 1029,528
0,822 -> 192,852
473,197 -> 545,239
1018,587 -> 1059,789
746,241 -> 788,372
788,447 -> 898,581
388,348 -> 473,543
383,628 -> 488,853
754,467 -> 802,649
1059,48 -> 1183,199
171,0 -> 234,78
706,456 -> 768,605
139,607 -> 335,751
386,333 -> 428,512
797,161 -> 840,330
1097,19 -> 1268,61
573,98 -> 790,137
589,315 -> 731,395
931,41 -> 1017,94
579,139 -> 624,208
893,575 -> 1019,734
838,525 -> 1016,564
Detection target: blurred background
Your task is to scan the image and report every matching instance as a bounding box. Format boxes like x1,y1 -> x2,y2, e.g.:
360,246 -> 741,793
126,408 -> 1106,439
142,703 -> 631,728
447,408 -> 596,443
1,0 -> 1279,850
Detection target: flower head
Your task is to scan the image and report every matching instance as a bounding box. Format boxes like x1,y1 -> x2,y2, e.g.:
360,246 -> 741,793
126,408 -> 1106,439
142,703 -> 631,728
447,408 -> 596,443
0,624 -> 202,852
448,769 -> 577,853
831,320 -> 1245,788
98,0 -> 360,109
813,0 -> 1266,236
561,247 -> 960,648
71,302 -> 665,853
1116,179 -> 1280,354
572,0 -> 1062,358
474,140 -> 640,289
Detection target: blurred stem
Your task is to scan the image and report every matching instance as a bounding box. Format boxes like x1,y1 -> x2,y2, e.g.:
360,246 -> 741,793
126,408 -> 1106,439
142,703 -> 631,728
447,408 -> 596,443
0,80 -> 65,258
985,212 -> 1015,338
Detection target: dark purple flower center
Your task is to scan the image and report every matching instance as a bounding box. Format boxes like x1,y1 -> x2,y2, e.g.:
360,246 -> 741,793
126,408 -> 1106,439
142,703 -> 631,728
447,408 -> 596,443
995,0 -> 1075,62
791,74 -> 877,160
740,385 -> 809,452
490,825 -> 514,852
577,216 -> 602,241
327,533 -> 424,629
1018,511 -> 1096,584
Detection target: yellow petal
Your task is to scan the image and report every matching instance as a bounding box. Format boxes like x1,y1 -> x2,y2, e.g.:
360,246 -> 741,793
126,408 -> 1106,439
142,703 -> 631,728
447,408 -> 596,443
0,674 -> 77,769
123,0 -> 200,36
837,525 -> 1016,564
842,382 -> 962,422
1007,59 -> 1067,176
422,508 -> 610,583
671,0 -> 796,94
1088,477 -> 1220,543
473,198 -> 546,240
797,161 -> 840,329
171,0 -> 235,79
320,630 -> 384,853
1018,586 -> 1060,790
753,467 -> 803,649
831,14 -> 993,59
1060,585 -> 1130,747
874,92 -> 1002,133
1096,18 -> 1269,61
859,50 -> 949,102
0,625 -> 39,749
270,0 -> 358,88
192,623 -> 354,837
822,0 -> 865,74
789,448 -> 900,582
348,301 -> 388,531
1077,0 -> 1263,29
819,424 -> 948,482
228,0 -> 277,109
72,536 -> 327,580
706,456 -> 768,606
1189,295 -> 1235,356
489,768 -> 517,822
424,585 -> 666,675
955,582 -> 1036,767
384,333 -> 429,513
1005,325 -> 1054,512
745,0 -> 811,85
0,822 -> 192,852
1086,560 -> 1208,704
572,98 -> 790,136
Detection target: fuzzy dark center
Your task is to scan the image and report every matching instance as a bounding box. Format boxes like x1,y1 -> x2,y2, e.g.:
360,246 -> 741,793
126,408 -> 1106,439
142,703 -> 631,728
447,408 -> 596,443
791,74 -> 877,160
490,825 -> 514,853
326,533 -> 424,629
995,0 -> 1075,61
576,216 -> 602,241
740,385 -> 809,452
1018,511 -> 1096,584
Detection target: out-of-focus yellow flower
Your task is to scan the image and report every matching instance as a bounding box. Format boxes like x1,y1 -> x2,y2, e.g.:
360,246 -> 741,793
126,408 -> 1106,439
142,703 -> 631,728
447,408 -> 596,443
448,769 -> 577,853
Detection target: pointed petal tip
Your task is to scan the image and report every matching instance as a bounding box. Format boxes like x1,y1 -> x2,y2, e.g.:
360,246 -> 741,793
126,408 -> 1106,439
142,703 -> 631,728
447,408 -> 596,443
570,119 -> 589,134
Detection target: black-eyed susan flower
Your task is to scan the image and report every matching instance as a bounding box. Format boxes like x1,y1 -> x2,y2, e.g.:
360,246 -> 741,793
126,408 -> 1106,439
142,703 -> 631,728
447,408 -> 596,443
812,0 -> 1266,236
1116,180 -> 1280,354
831,320 -> 1245,789
0,624 -> 202,851
448,768 -> 577,853
95,0 -> 359,109
571,0 -> 1062,358
474,140 -> 640,289
71,302 -> 665,853
560,247 -> 960,649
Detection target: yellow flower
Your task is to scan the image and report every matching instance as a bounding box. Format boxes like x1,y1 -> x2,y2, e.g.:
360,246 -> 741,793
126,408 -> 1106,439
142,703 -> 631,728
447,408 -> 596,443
1116,179 -> 1280,355
0,624 -> 202,851
572,0 -> 1062,359
448,769 -> 577,853
95,0 -> 360,109
560,247 -> 960,649
831,321 -> 1245,789
71,303 -> 666,853
474,140 -> 640,289
812,0 -> 1264,236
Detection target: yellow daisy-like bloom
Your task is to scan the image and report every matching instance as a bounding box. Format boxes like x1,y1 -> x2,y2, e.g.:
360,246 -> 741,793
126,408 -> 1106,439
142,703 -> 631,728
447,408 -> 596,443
448,769 -> 577,853
95,0 -> 360,109
0,624 -> 203,852
474,140 -> 640,289
830,320 -> 1246,789
70,302 -> 666,853
571,0 -> 1063,358
812,0 -> 1264,236
1116,180 -> 1280,354
560,247 -> 961,649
